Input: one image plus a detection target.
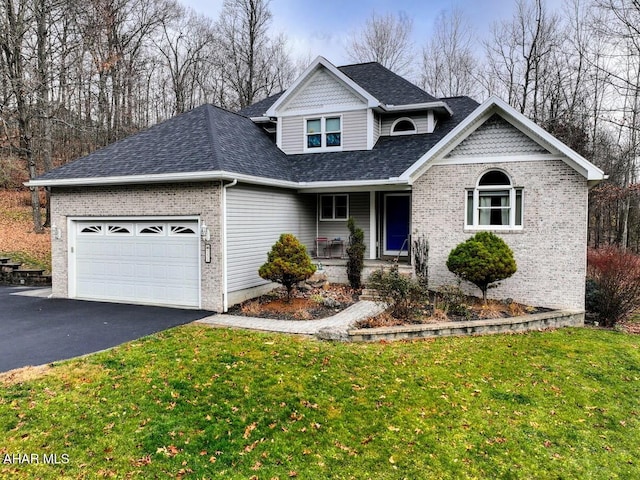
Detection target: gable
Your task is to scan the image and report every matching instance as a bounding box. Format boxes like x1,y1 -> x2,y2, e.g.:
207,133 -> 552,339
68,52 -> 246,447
281,67 -> 366,114
446,114 -> 548,158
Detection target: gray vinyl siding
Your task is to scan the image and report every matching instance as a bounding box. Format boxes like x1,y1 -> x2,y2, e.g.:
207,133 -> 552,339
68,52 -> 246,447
226,184 -> 315,293
280,117 -> 304,154
380,114 -> 429,136
316,192 -> 370,257
373,112 -> 381,145
279,109 -> 369,154
342,109 -> 368,150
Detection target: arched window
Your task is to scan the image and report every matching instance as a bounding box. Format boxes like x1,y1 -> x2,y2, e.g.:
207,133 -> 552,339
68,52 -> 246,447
466,170 -> 523,229
391,118 -> 417,135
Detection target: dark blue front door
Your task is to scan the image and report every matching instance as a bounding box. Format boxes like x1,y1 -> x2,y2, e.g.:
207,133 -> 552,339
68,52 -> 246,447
385,194 -> 410,254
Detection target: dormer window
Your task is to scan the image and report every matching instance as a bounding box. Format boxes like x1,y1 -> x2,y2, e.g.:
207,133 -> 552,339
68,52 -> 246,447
306,116 -> 342,151
391,117 -> 417,136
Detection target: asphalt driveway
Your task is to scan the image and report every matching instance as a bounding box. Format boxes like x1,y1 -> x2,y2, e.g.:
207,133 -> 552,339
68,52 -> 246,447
0,286 -> 212,373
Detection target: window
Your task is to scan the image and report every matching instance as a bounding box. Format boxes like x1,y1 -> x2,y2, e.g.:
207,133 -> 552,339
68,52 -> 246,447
106,224 -> 132,235
391,117 -> 417,136
306,116 -> 341,150
466,170 -> 523,229
320,194 -> 348,221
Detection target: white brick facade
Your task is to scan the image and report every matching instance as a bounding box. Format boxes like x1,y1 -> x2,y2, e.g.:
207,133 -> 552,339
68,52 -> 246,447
412,160 -> 588,310
50,182 -> 224,311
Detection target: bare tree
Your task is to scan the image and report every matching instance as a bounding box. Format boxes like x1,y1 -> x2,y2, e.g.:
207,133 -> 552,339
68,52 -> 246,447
483,0 -> 561,121
346,11 -> 414,76
0,0 -> 44,232
215,0 -> 292,110
419,8 -> 480,99
155,5 -> 216,114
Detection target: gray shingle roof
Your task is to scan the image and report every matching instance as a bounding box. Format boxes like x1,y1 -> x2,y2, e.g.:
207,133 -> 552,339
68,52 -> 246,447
35,84 -> 479,185
289,96 -> 479,181
237,91 -> 283,118
36,104 -> 295,183
237,62 -> 439,117
338,62 -> 439,106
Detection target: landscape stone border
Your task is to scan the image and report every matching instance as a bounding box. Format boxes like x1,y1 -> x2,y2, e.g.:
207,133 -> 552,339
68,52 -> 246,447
341,309 -> 585,342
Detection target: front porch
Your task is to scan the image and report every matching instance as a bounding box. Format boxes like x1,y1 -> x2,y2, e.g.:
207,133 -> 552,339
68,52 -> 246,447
312,258 -> 413,285
303,190 -> 412,262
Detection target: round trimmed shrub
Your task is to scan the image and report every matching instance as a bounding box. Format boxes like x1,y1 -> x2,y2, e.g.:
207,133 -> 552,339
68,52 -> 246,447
446,231 -> 517,302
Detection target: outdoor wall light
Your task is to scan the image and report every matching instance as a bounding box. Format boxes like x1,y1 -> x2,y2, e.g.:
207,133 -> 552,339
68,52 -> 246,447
200,224 -> 210,241
52,225 -> 62,240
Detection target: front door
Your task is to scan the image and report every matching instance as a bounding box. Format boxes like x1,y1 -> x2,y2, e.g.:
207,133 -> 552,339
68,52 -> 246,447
384,194 -> 410,256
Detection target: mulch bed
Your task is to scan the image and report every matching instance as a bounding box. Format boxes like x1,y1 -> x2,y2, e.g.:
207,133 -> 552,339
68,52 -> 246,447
355,292 -> 553,329
228,284 -> 359,321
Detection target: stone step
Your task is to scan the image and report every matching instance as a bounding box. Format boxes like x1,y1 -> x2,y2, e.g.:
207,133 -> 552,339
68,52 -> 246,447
1,263 -> 21,272
0,257 -> 11,264
360,288 -> 382,301
12,268 -> 46,277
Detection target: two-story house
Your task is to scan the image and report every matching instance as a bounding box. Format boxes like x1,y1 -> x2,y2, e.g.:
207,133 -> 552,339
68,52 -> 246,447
29,56 -> 605,315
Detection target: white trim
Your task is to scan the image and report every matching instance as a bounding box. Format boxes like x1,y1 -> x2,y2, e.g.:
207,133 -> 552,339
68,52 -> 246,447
381,101 -> 453,114
427,111 -> 435,133
67,217 -> 76,298
265,56 -> 379,116
383,193 -> 411,256
433,153 -> 564,166
464,170 -> 524,231
279,104 -> 367,117
298,180 -> 410,193
367,110 -> 375,149
26,170 -> 300,188
276,117 -> 283,149
319,194 -> 349,221
400,96 -> 606,183
29,170 -> 411,191
303,114 -> 343,153
390,117 -> 417,136
369,191 -> 376,259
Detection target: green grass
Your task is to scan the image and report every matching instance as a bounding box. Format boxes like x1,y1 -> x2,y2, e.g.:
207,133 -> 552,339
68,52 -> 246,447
0,250 -> 51,272
1,327 -> 639,479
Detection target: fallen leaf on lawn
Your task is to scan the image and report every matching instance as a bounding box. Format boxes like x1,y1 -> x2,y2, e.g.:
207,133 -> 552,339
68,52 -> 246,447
243,422 -> 258,439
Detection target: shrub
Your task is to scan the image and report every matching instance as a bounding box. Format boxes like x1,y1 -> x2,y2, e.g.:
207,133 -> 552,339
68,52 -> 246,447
446,232 -> 517,302
346,217 -> 365,289
586,246 -> 640,327
412,235 -> 429,290
367,265 -> 427,320
258,233 -> 316,301
435,284 -> 470,319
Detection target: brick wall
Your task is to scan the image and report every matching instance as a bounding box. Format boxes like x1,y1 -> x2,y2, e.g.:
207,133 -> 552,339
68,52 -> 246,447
50,182 -> 224,311
412,160 -> 588,310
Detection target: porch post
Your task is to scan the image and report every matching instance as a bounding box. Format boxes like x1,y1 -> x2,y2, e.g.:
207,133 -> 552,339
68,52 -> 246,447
369,191 -> 376,259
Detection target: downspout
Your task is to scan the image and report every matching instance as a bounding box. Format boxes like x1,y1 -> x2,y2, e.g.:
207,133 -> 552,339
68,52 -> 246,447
222,179 -> 238,312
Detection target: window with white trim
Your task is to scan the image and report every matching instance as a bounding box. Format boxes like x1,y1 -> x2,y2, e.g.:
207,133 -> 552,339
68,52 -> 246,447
306,116 -> 341,150
466,170 -> 523,229
320,194 -> 348,221
391,118 -> 417,135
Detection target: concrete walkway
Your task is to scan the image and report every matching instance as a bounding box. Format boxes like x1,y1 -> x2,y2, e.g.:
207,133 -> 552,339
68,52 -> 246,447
196,300 -> 385,339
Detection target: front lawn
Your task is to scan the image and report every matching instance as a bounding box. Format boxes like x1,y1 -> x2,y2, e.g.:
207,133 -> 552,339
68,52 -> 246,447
1,327 -> 639,478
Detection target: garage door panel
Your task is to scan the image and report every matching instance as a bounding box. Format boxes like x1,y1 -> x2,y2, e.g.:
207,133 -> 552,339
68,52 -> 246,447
74,220 -> 200,307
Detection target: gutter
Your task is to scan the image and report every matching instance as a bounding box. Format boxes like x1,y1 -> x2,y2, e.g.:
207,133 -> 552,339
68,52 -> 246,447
380,101 -> 453,115
24,170 -> 300,189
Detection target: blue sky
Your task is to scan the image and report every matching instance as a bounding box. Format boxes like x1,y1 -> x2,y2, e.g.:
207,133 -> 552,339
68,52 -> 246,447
180,0 -> 564,66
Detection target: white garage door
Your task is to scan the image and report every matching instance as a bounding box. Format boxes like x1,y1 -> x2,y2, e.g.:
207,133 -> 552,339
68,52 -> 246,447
73,220 -> 200,307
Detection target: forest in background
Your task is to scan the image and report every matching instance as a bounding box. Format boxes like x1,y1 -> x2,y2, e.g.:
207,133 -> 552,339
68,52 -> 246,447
0,0 -> 639,252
